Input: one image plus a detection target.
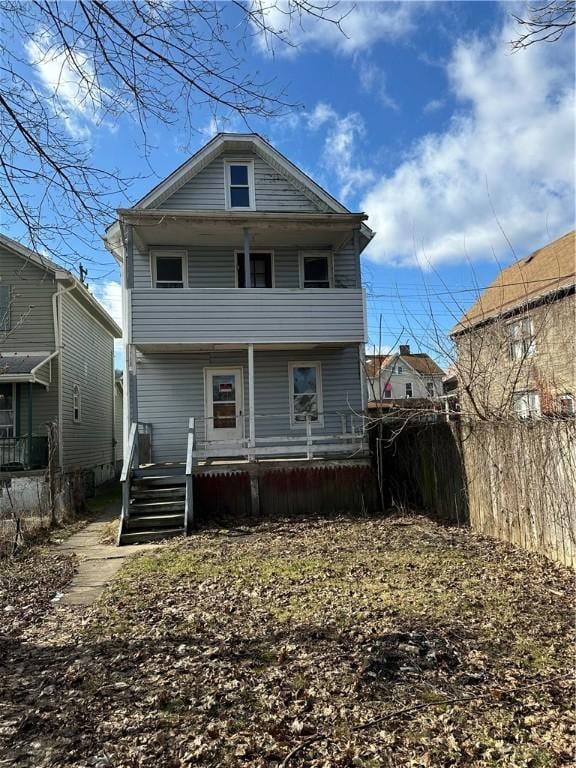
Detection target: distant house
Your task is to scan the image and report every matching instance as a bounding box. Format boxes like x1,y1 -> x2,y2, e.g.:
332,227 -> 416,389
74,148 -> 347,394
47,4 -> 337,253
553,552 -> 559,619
0,234 -> 122,497
366,345 -> 445,414
451,230 -> 575,419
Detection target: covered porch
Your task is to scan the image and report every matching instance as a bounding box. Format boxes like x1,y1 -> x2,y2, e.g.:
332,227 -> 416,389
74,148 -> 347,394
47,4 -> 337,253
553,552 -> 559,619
128,343 -> 368,465
0,353 -> 56,471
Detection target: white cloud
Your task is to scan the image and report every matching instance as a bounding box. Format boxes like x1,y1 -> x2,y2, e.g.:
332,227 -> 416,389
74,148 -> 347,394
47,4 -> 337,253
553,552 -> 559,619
306,102 -> 375,202
361,20 -> 575,266
356,60 -> 399,111
26,30 -> 112,140
252,1 -> 416,57
423,98 -> 444,114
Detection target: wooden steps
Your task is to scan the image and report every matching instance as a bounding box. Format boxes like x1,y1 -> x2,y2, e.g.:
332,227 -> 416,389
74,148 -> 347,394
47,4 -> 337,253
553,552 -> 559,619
119,472 -> 186,545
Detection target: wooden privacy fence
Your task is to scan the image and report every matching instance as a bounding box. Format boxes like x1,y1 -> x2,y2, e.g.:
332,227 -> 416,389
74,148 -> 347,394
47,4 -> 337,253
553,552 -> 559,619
461,419 -> 576,566
372,418 -> 576,567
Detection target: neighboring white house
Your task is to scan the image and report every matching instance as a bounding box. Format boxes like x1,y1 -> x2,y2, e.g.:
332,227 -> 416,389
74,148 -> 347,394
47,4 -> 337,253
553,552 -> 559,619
366,345 -> 445,406
104,132 -> 376,542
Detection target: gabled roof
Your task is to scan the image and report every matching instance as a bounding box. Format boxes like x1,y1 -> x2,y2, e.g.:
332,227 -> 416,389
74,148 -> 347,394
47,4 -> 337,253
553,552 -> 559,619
452,230 -> 576,335
106,133 -> 374,243
365,352 -> 445,378
0,233 -> 70,279
0,233 -> 122,338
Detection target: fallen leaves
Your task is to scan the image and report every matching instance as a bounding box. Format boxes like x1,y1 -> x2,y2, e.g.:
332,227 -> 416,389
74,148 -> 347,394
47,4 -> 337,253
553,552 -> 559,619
0,514 -> 574,767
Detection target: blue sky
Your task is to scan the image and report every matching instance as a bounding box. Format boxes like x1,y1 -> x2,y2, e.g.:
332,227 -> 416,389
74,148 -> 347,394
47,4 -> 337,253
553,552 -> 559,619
6,1 -> 576,366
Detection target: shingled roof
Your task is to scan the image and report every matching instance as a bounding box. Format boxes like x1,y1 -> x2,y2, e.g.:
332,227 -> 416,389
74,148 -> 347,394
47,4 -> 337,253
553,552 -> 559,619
366,352 -> 445,378
452,230 -> 575,334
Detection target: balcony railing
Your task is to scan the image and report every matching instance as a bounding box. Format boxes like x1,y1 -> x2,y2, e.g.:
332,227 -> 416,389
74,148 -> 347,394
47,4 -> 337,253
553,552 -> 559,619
131,288 -> 366,346
0,435 -> 49,471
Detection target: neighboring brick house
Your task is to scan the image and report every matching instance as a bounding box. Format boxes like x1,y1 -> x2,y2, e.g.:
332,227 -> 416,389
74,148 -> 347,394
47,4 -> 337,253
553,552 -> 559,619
451,230 -> 575,419
366,345 -> 445,413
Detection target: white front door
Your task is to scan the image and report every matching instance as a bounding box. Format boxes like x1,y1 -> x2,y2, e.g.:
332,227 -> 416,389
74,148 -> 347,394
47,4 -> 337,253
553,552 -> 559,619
205,368 -> 244,443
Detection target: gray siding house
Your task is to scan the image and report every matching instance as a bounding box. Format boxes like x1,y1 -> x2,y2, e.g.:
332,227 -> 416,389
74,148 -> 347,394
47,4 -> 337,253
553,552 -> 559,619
0,234 -> 122,489
105,133 -> 375,542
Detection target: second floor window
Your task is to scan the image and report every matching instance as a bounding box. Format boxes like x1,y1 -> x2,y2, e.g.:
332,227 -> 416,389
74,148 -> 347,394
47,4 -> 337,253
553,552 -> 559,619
300,253 -> 332,288
508,317 -> 535,360
0,285 -> 10,331
405,382 -> 413,398
153,251 -> 186,288
426,381 -> 435,397
226,161 -> 254,210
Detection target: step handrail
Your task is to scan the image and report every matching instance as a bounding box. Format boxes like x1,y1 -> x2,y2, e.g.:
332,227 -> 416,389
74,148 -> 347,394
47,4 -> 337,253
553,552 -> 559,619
118,422 -> 139,545
184,417 -> 195,534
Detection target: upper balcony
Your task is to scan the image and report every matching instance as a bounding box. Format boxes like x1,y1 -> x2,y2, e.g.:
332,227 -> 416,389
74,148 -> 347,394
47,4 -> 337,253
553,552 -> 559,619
131,287 -> 366,349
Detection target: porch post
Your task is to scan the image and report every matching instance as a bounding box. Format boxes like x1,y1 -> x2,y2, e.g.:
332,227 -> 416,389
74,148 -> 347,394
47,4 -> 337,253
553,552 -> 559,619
27,381 -> 32,467
243,228 -> 251,288
248,343 -> 255,449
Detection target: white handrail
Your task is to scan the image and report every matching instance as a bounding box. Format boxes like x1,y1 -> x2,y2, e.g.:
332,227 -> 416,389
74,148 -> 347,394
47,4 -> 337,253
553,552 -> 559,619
184,417 -> 195,534
118,422 -> 138,545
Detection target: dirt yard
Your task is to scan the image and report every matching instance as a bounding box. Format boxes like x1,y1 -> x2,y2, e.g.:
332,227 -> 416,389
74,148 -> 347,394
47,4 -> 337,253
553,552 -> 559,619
1,515 -> 574,767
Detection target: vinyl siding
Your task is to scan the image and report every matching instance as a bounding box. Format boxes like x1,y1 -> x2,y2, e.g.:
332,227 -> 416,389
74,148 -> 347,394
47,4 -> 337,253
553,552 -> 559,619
0,247 -> 56,352
60,293 -> 115,470
136,346 -> 362,463
18,365 -> 59,436
158,152 -> 320,212
134,244 -> 359,290
131,288 -> 366,344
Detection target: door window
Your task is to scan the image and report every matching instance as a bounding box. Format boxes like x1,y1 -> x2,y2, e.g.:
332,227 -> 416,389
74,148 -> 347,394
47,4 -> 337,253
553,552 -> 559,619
0,384 -> 14,438
237,253 -> 273,288
212,374 -> 237,429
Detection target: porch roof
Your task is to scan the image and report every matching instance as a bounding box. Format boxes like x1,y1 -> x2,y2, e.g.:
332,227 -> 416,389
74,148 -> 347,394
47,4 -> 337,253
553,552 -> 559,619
0,352 -> 56,386
110,210 -> 368,253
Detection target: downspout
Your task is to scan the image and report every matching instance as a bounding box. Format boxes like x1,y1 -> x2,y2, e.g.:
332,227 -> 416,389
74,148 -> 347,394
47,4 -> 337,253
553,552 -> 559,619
52,282 -> 76,471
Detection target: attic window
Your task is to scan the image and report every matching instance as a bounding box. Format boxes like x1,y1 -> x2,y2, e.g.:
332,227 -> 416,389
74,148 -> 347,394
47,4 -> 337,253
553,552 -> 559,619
225,161 -> 255,210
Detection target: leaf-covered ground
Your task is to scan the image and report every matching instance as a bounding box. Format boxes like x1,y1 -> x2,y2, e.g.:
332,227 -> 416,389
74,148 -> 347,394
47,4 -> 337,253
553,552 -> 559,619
1,515 -> 574,767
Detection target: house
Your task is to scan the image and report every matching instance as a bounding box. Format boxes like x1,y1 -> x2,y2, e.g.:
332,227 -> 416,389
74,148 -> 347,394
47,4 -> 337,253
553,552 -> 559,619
451,230 -> 575,419
366,345 -> 445,414
104,133 -> 376,543
0,234 -> 122,512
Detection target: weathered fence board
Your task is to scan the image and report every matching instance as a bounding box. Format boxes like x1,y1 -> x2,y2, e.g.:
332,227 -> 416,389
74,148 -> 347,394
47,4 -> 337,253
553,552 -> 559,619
371,419 -> 576,567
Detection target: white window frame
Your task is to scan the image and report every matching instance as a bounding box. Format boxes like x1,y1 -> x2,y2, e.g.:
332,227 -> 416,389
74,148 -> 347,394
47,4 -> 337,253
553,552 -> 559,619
224,159 -> 256,211
151,249 -> 188,289
73,383 -> 81,424
405,382 -> 413,399
395,365 -> 403,375
383,383 -> 392,400
426,381 -> 435,398
507,317 -> 536,361
0,383 -> 16,438
288,361 -> 324,428
512,390 -> 540,419
298,251 -> 334,289
233,250 -> 275,288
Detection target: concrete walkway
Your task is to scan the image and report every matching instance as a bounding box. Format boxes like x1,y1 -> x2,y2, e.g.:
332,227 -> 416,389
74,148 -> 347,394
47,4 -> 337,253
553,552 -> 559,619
55,501 -> 158,606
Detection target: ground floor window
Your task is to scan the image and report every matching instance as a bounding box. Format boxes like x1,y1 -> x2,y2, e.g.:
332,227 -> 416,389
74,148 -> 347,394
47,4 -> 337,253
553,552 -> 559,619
405,382 -> 413,398
512,390 -> 540,419
0,383 -> 14,438
73,384 -> 81,423
289,362 -> 323,426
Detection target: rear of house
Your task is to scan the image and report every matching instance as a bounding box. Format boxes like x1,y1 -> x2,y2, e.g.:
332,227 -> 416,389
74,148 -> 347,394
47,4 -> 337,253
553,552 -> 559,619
105,133 -> 377,542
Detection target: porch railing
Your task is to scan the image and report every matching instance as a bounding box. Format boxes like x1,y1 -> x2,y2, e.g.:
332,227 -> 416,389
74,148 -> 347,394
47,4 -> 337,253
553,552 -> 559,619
193,410 -> 367,460
0,435 -> 49,471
